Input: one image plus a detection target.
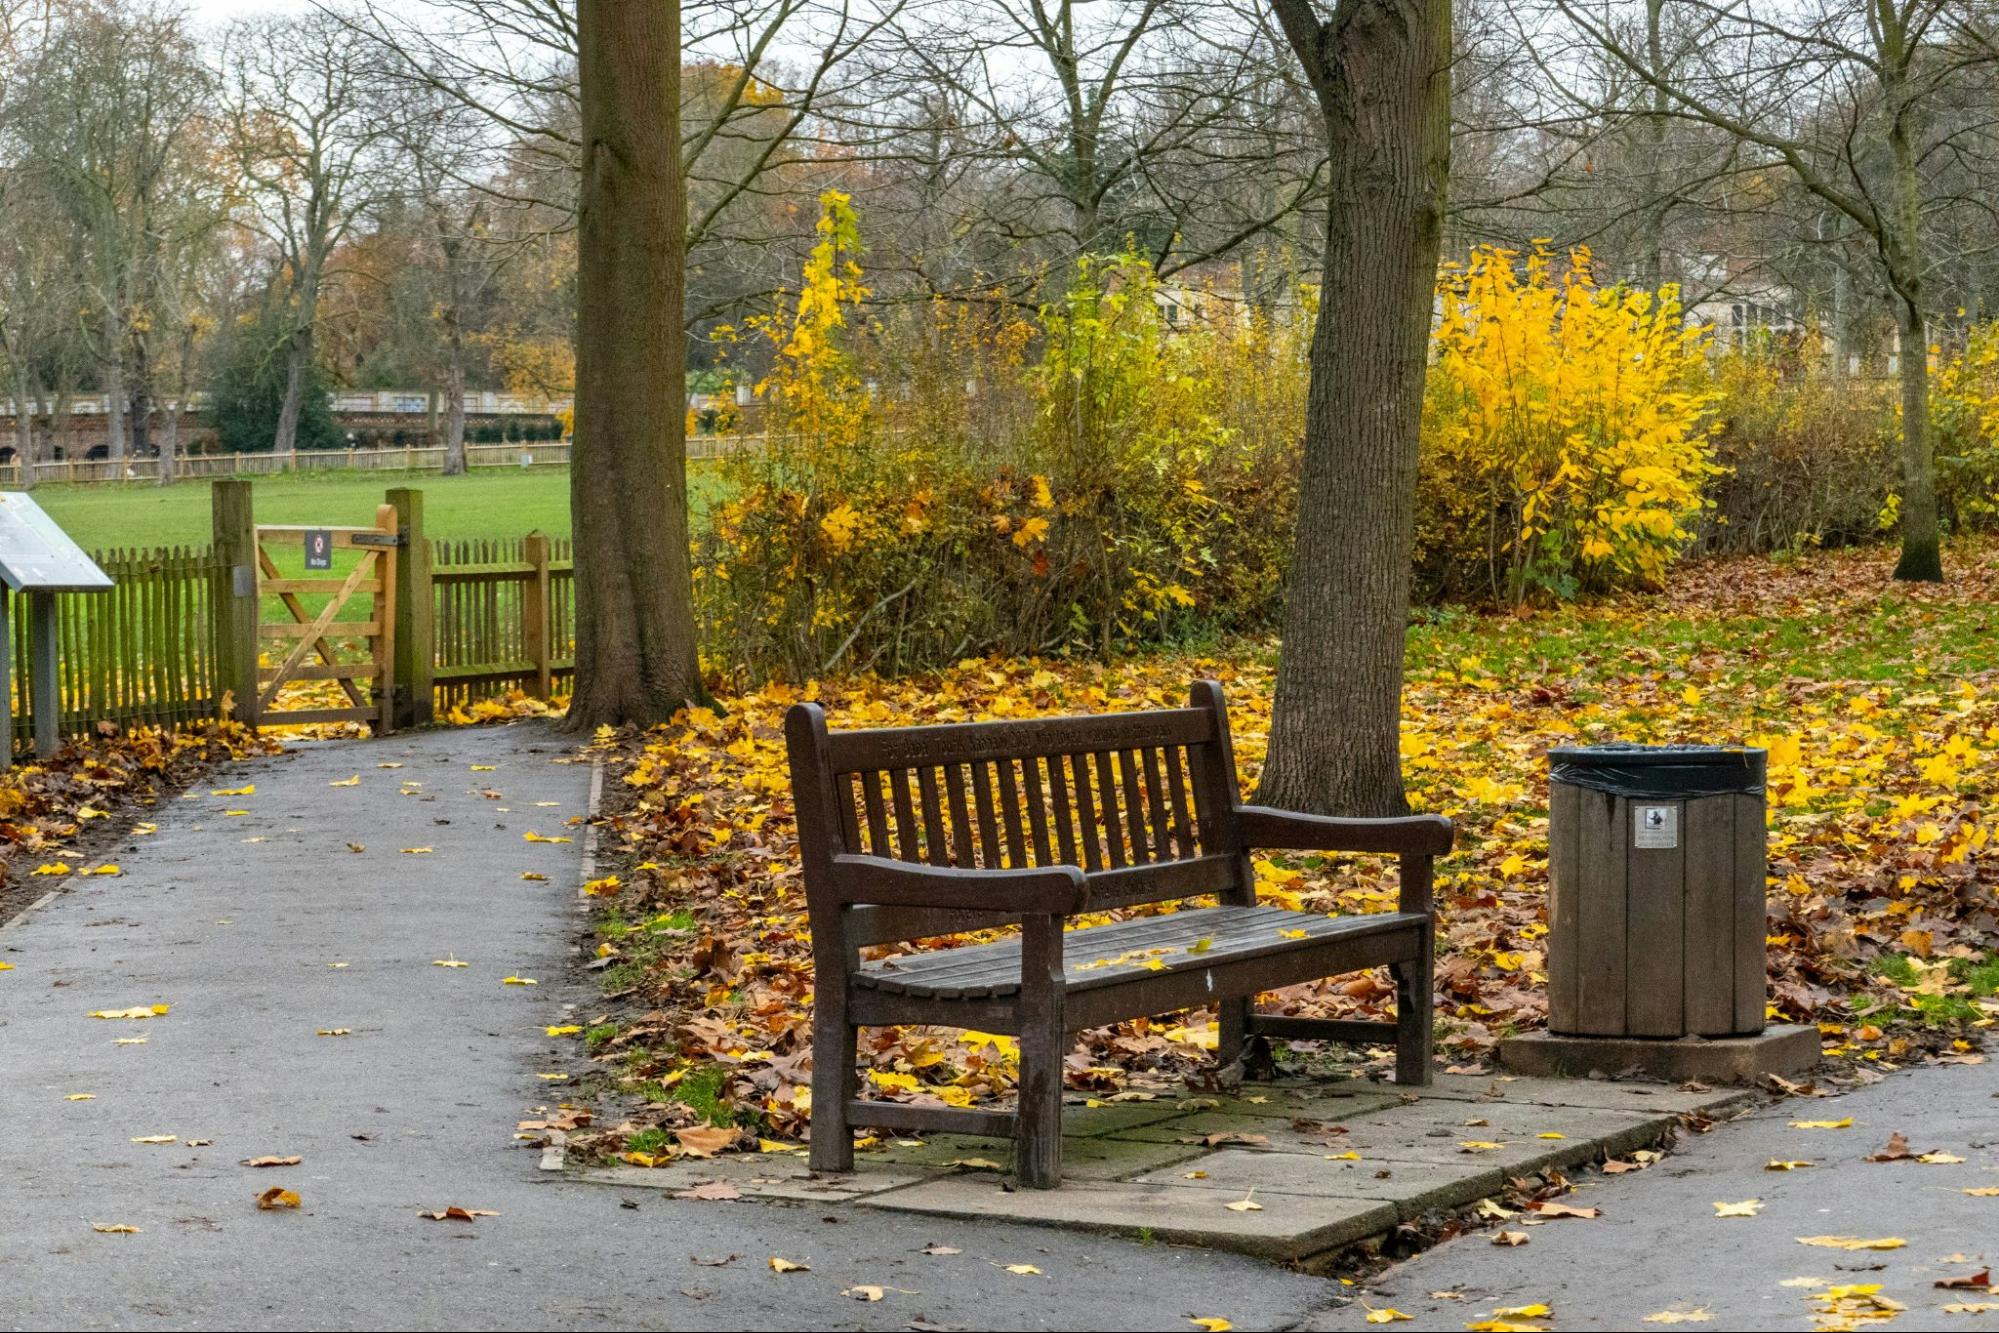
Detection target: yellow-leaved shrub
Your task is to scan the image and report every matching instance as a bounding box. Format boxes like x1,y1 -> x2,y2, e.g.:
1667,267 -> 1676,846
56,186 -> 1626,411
1416,243 -> 1720,604
696,194 -> 1305,682
1933,322 -> 1999,530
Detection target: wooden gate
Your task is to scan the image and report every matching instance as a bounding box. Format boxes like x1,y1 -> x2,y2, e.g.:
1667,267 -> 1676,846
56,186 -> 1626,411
254,504 -> 398,731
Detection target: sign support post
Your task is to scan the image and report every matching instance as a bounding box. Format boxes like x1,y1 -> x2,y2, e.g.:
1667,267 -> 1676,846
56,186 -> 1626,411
0,492 -> 115,766
29,590 -> 57,758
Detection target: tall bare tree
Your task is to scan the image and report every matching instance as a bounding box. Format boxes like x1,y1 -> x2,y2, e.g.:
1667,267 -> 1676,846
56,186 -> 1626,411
1257,0 -> 1452,817
1549,0 -> 1999,582
2,0 -> 213,467
223,12 -> 398,464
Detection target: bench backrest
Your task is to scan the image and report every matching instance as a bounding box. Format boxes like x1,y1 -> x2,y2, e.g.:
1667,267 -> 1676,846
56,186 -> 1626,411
787,680 -> 1253,948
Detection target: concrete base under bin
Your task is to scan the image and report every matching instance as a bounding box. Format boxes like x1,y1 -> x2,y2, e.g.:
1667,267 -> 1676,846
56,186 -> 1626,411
1498,1024 -> 1820,1085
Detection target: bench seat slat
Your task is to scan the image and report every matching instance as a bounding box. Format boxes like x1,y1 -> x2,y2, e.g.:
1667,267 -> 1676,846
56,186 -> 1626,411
852,904 -> 1427,1000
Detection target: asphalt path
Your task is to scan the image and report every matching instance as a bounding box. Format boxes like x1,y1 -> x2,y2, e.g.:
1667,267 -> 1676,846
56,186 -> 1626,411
0,721 -> 1329,1332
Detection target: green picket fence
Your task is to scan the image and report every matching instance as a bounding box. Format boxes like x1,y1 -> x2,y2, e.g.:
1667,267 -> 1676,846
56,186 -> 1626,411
5,546 -> 230,752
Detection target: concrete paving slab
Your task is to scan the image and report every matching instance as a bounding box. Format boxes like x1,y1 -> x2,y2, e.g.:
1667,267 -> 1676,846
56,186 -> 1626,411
859,1173 -> 1400,1262
1061,1096 -> 1193,1136
1392,1072 -> 1759,1118
1112,1101 -> 1671,1176
868,1130 -> 1206,1181
1131,1149 -> 1508,1221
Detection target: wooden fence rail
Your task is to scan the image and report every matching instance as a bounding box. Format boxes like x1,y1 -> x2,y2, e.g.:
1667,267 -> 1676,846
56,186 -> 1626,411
5,545 -> 228,753
427,534 -> 575,715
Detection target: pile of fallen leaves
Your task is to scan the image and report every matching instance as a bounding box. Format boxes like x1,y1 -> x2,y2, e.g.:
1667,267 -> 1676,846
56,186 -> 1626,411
579,538 -> 1999,1158
0,718 -> 271,900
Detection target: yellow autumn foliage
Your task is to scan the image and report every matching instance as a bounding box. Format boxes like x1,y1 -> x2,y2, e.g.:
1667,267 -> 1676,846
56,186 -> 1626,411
1417,242 -> 1721,604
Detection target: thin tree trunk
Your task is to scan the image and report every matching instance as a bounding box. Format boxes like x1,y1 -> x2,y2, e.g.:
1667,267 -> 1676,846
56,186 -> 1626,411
1893,309 -> 1941,579
104,347 -> 127,465
442,311 -> 467,476
1887,101 -> 1942,582
158,321 -> 193,487
565,0 -> 709,728
12,367 -> 36,488
1259,0 -> 1451,817
274,330 -> 307,468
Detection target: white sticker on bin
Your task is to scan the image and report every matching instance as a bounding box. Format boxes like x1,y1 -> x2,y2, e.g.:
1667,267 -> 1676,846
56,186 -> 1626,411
1633,804 -> 1678,849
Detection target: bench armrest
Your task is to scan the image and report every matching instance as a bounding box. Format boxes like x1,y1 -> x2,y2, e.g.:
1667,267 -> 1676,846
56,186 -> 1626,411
829,854 -> 1088,915
1234,805 -> 1454,856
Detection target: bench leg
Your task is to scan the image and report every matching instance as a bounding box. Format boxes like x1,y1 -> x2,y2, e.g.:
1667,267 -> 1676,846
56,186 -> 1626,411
1015,917 -> 1067,1189
810,1002 -> 857,1174
1016,1009 -> 1066,1189
1391,938 -> 1434,1087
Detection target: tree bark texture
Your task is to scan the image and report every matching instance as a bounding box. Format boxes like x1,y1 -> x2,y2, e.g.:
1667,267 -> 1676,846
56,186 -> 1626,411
565,0 -> 709,728
1258,0 -> 1450,817
1885,90 -> 1942,582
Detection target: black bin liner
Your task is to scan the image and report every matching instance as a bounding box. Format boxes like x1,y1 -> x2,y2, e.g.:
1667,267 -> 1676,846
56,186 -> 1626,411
1548,742 -> 1766,799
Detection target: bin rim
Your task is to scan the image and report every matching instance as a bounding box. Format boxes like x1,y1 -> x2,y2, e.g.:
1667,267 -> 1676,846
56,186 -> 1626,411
1546,741 -> 1767,765
1548,742 -> 1766,799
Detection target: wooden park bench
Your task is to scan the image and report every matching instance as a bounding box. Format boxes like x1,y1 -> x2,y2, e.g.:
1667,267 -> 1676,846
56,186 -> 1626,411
785,681 -> 1454,1189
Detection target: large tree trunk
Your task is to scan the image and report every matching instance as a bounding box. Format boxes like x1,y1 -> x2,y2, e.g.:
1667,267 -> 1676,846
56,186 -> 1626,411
1259,0 -> 1451,817
565,0 -> 708,728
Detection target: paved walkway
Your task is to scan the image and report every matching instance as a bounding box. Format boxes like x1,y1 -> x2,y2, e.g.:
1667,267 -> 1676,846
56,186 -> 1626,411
0,722 -> 1327,1331
1306,1057 -> 1999,1330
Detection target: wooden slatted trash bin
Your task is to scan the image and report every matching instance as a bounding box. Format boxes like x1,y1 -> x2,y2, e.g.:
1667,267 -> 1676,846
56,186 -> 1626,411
1545,743 -> 1768,1039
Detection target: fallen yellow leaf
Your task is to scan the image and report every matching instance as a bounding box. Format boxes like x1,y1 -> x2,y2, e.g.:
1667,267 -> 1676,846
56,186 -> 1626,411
92,1223 -> 140,1234
329,775 -> 360,787
91,1005 -> 169,1020
1364,1311 -> 1413,1325
1788,1118 -> 1853,1130
1714,1199 -> 1762,1217
769,1257 -> 809,1273
1797,1235 -> 1906,1251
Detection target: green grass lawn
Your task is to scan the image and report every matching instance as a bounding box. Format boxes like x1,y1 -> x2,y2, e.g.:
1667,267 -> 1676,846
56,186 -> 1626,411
29,464 -> 727,554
